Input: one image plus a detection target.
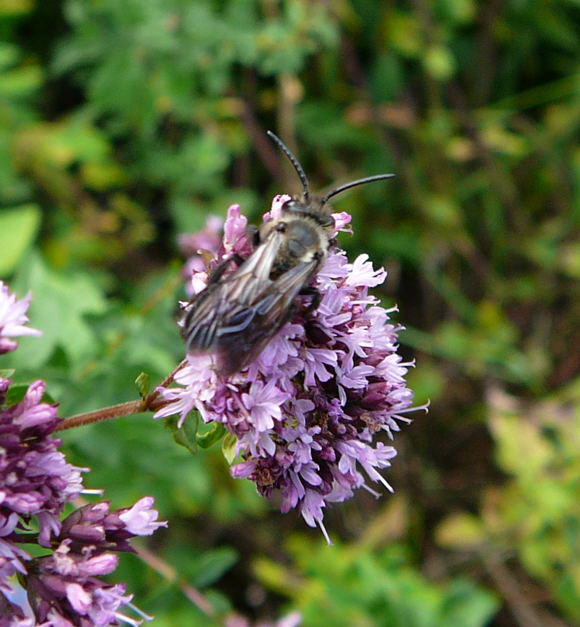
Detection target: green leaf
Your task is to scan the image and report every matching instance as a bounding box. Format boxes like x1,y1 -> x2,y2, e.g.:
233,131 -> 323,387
134,372 -> 151,399
5,383 -> 55,406
0,43 -> 18,70
0,205 -> 41,275
441,579 -> 498,627
190,547 -> 238,588
197,422 -> 226,449
435,513 -> 486,549
0,369 -> 15,378
221,432 -> 237,465
165,412 -> 200,455
11,252 -> 107,367
34,117 -> 112,168
424,45 -> 456,81
4,383 -> 29,405
0,0 -> 34,16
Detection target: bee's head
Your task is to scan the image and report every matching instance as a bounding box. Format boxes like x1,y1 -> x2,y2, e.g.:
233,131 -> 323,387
281,196 -> 335,229
277,217 -> 327,263
266,130 -> 395,227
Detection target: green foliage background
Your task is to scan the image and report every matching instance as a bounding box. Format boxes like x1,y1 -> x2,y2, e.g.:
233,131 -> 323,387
1,1 -> 578,625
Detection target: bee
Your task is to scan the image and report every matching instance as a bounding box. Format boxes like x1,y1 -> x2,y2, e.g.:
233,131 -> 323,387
180,131 -> 394,375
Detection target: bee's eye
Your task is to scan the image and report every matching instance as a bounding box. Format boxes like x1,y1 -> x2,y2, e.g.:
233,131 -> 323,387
283,200 -> 301,212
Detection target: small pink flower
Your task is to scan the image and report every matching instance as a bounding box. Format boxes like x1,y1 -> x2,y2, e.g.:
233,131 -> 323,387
242,380 -> 290,431
0,282 -> 41,355
119,496 -> 168,536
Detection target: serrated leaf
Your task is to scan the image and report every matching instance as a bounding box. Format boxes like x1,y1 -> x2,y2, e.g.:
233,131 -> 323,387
165,412 -> 199,455
221,432 -> 237,465
135,372 -> 151,399
11,252 -> 107,367
0,205 -> 41,275
197,422 -> 226,449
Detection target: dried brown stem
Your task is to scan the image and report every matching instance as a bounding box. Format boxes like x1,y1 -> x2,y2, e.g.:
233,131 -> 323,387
240,91 -> 282,180
276,72 -> 301,192
481,552 -> 551,627
135,544 -> 217,617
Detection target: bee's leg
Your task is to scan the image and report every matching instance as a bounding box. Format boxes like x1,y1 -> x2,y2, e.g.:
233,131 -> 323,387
299,286 -> 322,314
206,254 -> 245,285
230,253 -> 245,266
246,224 -> 261,246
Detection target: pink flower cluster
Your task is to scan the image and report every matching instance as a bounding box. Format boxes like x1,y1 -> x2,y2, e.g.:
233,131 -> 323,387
158,198 -> 424,541
0,283 -> 166,625
25,498 -> 165,626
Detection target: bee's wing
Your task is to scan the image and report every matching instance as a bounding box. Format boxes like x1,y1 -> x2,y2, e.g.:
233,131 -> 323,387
229,229 -> 283,282
214,258 -> 320,374
181,230 -> 284,353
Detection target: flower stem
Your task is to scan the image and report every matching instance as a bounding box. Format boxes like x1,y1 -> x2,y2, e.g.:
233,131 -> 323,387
55,359 -> 188,432
55,400 -> 146,432
134,544 -> 216,616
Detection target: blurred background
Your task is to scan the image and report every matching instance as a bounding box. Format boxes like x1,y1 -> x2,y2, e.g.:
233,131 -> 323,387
1,1 -> 579,625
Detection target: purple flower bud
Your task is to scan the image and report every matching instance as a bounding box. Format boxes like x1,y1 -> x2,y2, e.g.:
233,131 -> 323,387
178,215 -> 223,258
25,496 -> 164,624
221,204 -> 250,257
0,590 -> 33,625
1,281 -> 166,622
0,338 -> 18,355
179,215 -> 224,297
27,541 -> 132,625
0,537 -> 29,587
0,380 -> 85,547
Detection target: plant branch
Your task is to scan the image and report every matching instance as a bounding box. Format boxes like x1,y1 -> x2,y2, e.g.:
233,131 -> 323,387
135,544 -> 217,617
55,400 -> 147,432
55,359 -> 188,433
481,552 -> 548,627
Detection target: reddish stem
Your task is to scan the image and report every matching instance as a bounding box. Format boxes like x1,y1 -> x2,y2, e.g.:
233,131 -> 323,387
54,359 -> 188,433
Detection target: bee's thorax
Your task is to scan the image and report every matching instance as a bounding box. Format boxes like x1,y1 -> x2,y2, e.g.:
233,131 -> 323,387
265,214 -> 329,279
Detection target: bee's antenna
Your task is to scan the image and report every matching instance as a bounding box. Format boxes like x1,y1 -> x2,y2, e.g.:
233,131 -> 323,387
321,173 -> 395,206
267,130 -> 311,201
